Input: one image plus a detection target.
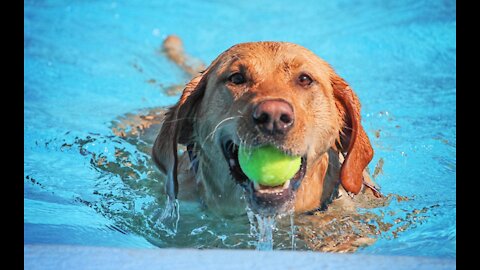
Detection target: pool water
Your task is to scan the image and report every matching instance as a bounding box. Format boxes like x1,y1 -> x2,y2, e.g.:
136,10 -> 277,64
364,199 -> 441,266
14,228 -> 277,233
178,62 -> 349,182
24,0 -> 456,258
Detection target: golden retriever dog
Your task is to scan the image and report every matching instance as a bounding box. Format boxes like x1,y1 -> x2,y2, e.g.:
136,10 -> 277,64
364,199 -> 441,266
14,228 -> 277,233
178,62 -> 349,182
152,35 -> 381,218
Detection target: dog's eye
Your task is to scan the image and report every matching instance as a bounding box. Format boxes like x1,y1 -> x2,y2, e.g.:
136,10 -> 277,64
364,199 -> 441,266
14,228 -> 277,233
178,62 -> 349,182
298,74 -> 313,87
228,73 -> 246,85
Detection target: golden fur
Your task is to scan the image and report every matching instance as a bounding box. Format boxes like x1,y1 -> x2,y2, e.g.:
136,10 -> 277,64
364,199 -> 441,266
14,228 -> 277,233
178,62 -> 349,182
152,36 -> 380,216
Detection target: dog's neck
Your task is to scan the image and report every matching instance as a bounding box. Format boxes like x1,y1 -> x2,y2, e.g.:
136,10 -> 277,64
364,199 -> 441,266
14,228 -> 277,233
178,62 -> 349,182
191,144 -> 248,216
292,149 -> 341,213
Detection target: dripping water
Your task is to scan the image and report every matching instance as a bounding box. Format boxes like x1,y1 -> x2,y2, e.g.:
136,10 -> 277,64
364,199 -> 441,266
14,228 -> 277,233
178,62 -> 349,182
254,214 -> 276,250
290,211 -> 296,250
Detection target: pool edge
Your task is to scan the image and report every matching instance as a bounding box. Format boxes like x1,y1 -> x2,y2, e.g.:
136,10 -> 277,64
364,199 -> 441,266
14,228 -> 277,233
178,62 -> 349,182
24,244 -> 456,270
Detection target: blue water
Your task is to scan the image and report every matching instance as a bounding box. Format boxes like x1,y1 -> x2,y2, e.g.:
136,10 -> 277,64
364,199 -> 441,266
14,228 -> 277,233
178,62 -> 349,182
24,0 -> 456,258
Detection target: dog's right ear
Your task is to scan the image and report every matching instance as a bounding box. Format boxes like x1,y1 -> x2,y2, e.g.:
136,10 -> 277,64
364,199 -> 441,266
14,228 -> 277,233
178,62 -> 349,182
331,73 -> 374,195
152,72 -> 208,200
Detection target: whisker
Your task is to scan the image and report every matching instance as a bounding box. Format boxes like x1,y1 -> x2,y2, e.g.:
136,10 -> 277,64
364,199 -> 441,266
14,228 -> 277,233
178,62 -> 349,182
242,132 -> 256,157
161,116 -> 199,125
200,116 -> 242,149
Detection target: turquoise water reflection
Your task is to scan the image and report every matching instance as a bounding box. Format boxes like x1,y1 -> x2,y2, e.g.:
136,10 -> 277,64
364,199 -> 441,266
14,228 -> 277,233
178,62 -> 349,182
24,0 -> 455,258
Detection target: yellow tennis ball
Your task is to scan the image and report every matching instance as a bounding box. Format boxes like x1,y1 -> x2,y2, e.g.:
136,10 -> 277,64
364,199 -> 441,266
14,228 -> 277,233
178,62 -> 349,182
238,144 -> 301,187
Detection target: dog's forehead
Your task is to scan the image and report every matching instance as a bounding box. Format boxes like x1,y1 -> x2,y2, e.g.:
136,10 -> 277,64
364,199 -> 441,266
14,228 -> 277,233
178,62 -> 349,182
210,42 -> 333,86
232,41 -> 310,53
215,42 -> 315,67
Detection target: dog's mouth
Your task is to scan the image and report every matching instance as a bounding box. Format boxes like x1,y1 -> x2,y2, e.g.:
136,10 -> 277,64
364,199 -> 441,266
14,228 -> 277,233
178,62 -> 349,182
221,140 -> 307,215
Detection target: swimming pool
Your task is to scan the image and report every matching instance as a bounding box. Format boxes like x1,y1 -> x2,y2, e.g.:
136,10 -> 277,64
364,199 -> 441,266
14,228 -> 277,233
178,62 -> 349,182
24,0 -> 456,259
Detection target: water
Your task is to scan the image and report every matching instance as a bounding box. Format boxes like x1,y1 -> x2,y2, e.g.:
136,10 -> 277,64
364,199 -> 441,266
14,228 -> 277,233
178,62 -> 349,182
252,214 -> 276,251
290,213 -> 296,250
24,0 -> 455,258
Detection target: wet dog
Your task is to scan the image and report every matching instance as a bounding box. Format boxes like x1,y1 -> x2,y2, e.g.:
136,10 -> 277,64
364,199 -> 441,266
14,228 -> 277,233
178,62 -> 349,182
152,36 -> 381,217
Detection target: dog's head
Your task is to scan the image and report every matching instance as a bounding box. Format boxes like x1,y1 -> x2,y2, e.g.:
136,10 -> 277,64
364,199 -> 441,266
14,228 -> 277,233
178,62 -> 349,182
152,42 -> 373,216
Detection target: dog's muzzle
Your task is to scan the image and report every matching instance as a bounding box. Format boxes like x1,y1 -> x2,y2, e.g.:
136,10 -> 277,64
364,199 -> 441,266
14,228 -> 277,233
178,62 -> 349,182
221,140 -> 307,215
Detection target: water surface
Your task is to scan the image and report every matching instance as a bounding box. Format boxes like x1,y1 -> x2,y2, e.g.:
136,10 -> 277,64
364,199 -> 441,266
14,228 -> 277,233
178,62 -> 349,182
24,0 -> 456,258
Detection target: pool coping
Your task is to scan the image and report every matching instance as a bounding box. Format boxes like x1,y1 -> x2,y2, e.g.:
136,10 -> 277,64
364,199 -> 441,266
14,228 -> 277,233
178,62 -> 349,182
24,244 -> 456,270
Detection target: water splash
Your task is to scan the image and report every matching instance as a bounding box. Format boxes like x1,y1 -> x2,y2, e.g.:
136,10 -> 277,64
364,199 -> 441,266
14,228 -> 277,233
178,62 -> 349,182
150,197 -> 180,236
246,207 -> 276,250
25,113 -> 446,253
290,212 -> 296,250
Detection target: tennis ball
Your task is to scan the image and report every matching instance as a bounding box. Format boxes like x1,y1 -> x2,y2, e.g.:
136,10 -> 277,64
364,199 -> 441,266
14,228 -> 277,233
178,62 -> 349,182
238,144 -> 301,187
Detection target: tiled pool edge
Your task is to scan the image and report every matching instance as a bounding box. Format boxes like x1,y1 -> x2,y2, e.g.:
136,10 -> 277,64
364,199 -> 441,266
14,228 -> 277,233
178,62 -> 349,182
24,244 -> 456,270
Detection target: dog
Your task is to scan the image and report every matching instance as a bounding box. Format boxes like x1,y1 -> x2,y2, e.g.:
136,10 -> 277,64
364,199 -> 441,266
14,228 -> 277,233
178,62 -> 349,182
151,35 -> 381,218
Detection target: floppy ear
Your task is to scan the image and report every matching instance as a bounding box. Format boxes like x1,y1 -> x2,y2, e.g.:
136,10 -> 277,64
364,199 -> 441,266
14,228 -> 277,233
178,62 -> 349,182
152,73 -> 207,200
331,74 -> 374,194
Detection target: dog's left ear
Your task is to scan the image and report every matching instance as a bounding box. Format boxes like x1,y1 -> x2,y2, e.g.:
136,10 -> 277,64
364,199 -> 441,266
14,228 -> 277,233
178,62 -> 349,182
152,72 -> 207,200
331,73 -> 374,194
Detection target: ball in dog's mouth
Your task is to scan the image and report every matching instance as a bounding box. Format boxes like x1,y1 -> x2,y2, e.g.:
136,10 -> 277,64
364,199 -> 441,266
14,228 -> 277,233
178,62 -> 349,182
238,144 -> 302,187
221,140 -> 307,215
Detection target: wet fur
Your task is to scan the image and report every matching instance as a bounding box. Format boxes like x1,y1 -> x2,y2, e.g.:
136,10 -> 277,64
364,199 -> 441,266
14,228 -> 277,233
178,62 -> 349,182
153,36 -> 380,217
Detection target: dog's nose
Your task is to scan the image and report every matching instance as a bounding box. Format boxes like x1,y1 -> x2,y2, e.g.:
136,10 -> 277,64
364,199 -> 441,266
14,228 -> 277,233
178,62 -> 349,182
253,99 -> 294,135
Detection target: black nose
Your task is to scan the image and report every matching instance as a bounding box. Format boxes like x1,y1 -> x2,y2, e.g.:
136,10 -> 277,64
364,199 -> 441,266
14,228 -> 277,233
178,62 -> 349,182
253,99 -> 294,135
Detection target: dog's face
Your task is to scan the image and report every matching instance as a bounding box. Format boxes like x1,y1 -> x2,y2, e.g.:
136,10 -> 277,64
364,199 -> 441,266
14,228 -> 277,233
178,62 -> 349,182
153,42 -> 373,216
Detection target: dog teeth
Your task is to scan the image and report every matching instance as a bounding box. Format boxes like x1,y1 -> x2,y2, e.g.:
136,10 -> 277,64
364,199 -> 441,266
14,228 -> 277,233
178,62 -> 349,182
256,180 -> 290,194
229,158 -> 236,167
253,181 -> 260,191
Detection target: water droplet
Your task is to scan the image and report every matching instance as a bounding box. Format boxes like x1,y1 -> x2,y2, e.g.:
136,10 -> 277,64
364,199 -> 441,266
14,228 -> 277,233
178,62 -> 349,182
190,225 -> 208,235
